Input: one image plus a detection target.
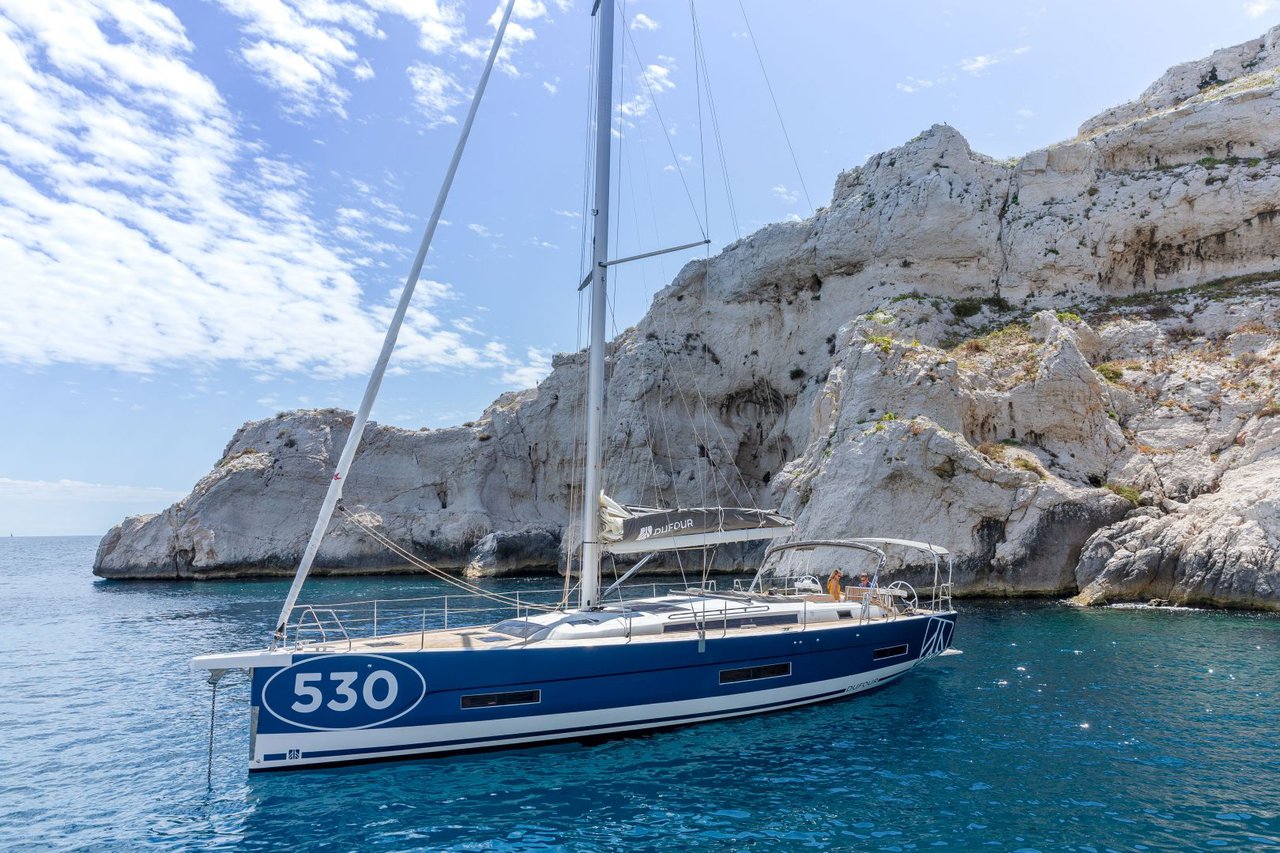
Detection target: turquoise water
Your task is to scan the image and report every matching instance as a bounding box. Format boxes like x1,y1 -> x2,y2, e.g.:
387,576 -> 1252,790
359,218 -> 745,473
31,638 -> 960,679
1,536 -> 1278,851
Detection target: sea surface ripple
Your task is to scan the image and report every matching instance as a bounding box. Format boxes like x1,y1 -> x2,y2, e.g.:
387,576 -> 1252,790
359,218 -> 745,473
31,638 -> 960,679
1,536 -> 1278,851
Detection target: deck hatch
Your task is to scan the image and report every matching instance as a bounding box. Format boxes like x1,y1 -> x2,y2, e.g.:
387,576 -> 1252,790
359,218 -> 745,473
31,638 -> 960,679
620,602 -> 683,614
460,689 -> 542,709
874,643 -> 909,660
719,662 -> 791,685
664,613 -> 798,634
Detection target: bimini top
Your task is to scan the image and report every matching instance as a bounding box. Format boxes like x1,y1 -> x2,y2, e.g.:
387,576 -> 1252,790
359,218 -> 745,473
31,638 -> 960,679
599,494 -> 794,555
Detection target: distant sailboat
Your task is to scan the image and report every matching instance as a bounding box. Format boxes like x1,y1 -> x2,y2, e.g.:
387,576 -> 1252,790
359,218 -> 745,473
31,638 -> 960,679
193,0 -> 956,771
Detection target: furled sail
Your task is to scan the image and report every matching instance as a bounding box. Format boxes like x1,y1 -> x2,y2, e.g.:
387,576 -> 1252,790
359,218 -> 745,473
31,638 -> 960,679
599,494 -> 794,555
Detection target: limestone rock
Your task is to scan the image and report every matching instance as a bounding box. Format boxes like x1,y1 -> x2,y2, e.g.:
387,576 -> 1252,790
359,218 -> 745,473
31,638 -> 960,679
771,322 -> 1132,596
465,527 -> 563,578
94,28 -> 1280,609
1074,452 -> 1280,610
1080,25 -> 1280,138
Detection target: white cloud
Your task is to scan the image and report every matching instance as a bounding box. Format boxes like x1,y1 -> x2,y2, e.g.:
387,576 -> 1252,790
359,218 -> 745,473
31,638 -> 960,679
542,80 -> 557,95
209,0 -> 394,117
620,57 -> 677,118
207,1 -> 554,118
499,347 -> 552,388
33,0 -> 535,128
457,0 -> 550,78
554,209 -> 581,218
772,184 -> 798,204
631,13 -> 660,31
0,1 -> 504,378
897,46 -> 1029,92
959,54 -> 998,74
1245,0 -> 1276,15
468,223 -> 492,237
239,38 -> 348,116
646,58 -> 677,92
407,62 -> 463,126
1016,108 -> 1035,118
896,73 -> 953,93
370,0 -> 466,53
0,477 -> 186,504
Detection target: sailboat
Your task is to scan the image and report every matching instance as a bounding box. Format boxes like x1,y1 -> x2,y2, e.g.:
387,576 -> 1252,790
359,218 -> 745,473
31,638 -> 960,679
193,0 -> 957,771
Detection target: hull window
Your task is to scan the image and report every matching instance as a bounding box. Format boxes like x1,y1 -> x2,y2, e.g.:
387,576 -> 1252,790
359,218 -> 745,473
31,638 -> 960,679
873,644 -> 909,660
460,689 -> 542,709
719,662 -> 792,685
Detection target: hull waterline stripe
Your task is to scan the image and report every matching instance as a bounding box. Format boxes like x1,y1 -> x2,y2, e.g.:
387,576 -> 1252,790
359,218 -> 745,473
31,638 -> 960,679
261,682 -> 877,763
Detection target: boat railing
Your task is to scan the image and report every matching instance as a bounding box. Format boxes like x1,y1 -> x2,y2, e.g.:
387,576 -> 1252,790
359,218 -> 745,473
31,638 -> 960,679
280,572 -> 947,650
285,587 -> 558,649
290,607 -> 351,647
925,581 -> 953,612
747,539 -> 955,614
283,578 -> 724,650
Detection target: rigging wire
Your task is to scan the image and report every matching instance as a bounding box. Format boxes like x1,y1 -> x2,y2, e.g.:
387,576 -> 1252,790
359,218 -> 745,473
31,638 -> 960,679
630,112 -> 672,285
688,1 -> 740,240
611,0 -> 628,277
583,2 -> 784,584
621,121 -> 677,510
736,0 -> 814,211
604,0 -> 747,517
690,0 -> 715,516
690,0 -> 710,248
336,504 -> 567,612
621,15 -> 706,238
624,125 -> 653,297
577,13 -> 600,287
616,1 -> 753,516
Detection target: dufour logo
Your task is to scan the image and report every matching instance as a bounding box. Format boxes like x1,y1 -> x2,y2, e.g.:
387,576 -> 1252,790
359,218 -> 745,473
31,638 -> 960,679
261,654 -> 426,731
636,519 -> 694,541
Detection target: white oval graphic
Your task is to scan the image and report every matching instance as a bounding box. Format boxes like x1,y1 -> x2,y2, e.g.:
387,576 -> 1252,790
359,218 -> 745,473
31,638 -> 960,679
261,654 -> 427,731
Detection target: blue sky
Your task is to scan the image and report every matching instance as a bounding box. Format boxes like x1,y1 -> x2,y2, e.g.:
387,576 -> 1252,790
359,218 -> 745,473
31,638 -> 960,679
2,0 -> 1278,536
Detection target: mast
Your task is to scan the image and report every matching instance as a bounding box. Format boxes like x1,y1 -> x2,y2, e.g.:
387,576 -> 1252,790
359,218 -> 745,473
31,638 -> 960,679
270,0 -> 518,644
578,0 -> 615,610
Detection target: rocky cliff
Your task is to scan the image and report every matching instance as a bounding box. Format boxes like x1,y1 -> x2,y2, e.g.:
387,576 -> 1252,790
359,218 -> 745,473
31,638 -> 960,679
95,28 -> 1280,610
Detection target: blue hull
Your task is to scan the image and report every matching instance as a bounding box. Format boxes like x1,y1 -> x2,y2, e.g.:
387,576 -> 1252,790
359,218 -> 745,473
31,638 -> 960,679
247,612 -> 956,769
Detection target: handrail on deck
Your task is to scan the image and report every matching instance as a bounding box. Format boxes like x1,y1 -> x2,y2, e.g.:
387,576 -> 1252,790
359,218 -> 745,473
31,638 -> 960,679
280,563 -> 953,650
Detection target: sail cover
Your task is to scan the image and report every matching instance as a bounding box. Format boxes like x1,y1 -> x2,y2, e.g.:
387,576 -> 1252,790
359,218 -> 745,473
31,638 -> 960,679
599,494 -> 794,555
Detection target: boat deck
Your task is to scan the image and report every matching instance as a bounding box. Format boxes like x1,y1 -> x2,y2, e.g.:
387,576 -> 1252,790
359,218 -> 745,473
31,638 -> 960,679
290,593 -> 925,655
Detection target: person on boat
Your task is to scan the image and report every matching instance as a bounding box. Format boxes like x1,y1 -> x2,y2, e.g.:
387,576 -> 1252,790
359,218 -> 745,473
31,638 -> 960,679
858,573 -> 873,588
826,569 -> 844,601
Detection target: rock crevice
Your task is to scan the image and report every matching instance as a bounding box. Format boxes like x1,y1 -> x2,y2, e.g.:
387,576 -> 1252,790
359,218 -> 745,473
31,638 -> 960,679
95,27 -> 1280,610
